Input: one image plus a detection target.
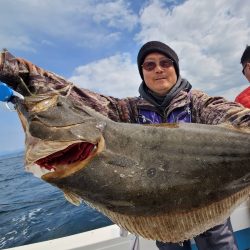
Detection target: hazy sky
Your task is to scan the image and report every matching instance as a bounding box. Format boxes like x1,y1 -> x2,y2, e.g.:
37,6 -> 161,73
0,0 -> 249,154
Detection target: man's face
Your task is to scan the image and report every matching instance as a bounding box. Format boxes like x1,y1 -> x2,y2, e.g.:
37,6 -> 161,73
243,62 -> 250,82
142,52 -> 177,96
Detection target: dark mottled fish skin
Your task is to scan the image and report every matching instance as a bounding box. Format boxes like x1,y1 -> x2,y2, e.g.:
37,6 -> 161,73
1,49 -> 250,243
47,111 -> 250,215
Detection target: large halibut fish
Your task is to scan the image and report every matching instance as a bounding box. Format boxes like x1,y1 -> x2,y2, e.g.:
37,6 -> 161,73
0,49 -> 250,243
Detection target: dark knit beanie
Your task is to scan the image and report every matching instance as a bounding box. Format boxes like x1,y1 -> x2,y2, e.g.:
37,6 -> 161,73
241,45 -> 250,65
137,41 -> 179,80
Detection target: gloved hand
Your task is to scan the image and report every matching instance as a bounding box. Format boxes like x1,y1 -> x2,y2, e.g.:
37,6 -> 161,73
0,82 -> 24,102
0,83 -> 14,102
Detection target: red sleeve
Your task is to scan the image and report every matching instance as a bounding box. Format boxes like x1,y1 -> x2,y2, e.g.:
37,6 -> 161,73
235,87 -> 250,108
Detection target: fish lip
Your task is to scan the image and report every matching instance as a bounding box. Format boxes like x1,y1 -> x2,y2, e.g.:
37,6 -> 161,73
37,136 -> 105,181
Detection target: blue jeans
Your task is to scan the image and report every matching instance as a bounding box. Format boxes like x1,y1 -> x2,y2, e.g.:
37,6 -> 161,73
156,218 -> 238,250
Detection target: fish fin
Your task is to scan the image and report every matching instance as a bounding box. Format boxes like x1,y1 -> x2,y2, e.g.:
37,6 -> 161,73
63,190 -> 82,206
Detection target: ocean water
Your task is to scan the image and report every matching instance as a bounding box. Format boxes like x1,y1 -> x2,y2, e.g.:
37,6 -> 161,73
0,153 -> 113,249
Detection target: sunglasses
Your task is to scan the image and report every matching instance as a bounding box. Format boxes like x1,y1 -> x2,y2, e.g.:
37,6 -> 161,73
142,58 -> 174,71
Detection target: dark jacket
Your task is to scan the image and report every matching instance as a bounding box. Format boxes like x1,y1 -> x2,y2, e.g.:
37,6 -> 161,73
76,87 -> 250,128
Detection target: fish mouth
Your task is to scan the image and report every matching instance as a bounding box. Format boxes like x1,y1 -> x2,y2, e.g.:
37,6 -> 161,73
27,136 -> 105,181
36,142 -> 96,171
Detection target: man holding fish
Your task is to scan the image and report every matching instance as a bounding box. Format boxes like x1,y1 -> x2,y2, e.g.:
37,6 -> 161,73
1,42 -> 250,250
134,41 -> 239,250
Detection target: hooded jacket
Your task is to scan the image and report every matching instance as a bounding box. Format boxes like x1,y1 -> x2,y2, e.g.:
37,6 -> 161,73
76,86 -> 250,128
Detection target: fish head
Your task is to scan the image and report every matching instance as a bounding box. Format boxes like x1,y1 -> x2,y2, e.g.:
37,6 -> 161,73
0,49 -> 108,202
15,93 -> 106,182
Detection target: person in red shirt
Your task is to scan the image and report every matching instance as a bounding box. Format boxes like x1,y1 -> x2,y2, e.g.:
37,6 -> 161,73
235,45 -> 250,107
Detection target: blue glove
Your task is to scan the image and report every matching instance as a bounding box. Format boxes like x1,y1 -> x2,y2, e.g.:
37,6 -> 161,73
0,83 -> 14,102
0,82 -> 24,102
